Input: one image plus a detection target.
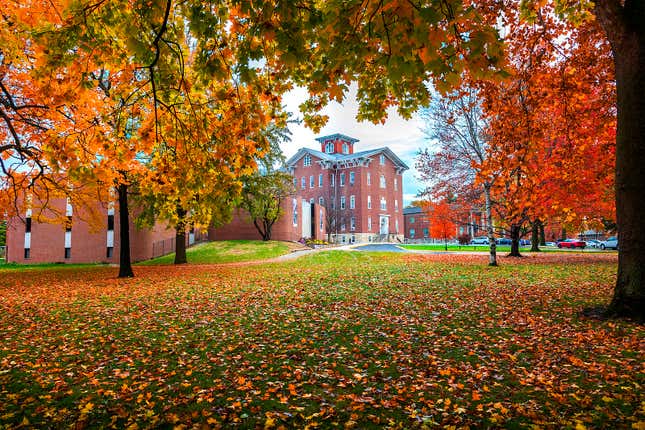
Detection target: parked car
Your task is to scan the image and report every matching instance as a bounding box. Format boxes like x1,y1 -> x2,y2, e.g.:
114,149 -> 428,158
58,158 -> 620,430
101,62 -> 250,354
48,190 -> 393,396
586,239 -> 602,248
545,241 -> 556,247
496,238 -> 512,245
520,239 -> 531,246
600,236 -> 618,250
557,239 -> 586,249
470,237 -> 489,245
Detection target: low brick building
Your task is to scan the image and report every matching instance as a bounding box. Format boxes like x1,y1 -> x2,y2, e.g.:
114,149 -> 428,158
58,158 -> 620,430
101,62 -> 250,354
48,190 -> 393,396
5,198 -> 203,264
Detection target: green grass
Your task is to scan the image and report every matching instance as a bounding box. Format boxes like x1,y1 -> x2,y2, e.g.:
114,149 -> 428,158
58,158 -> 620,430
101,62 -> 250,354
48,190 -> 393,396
401,243 -> 586,252
0,251 -> 641,428
138,240 -> 291,265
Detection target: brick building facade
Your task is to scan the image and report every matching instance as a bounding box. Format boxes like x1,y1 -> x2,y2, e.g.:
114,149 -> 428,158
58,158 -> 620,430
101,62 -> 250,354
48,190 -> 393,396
4,198 -> 202,264
286,133 -> 408,244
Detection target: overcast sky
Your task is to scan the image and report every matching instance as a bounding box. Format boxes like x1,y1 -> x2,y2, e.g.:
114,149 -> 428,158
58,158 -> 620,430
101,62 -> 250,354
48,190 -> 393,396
281,85 -> 429,207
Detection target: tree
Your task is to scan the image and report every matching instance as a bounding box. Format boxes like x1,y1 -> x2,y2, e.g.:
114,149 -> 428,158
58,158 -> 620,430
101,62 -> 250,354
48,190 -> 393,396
426,200 -> 456,251
417,86 -> 498,265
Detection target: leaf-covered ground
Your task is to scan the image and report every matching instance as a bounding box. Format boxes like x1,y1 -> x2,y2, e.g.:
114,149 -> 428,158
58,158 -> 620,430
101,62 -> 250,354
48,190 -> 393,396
0,252 -> 643,429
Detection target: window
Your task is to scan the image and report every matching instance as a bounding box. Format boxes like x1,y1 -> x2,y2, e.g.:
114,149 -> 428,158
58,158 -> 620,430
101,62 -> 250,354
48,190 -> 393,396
320,209 -> 324,231
340,173 -> 345,186
303,154 -> 311,166
325,142 -> 334,153
319,196 -> 324,206
367,195 -> 372,209
319,173 -> 323,187
350,217 -> 356,231
350,235 -> 356,244
380,175 -> 386,188
310,175 -> 314,188
292,199 -> 298,226
331,199 -> 335,210
107,214 -> 115,231
395,219 -> 399,233
310,198 -> 314,204
340,196 -> 346,209
350,195 -> 355,209
410,228 -> 415,238
107,247 -> 114,258
409,217 -> 415,223
25,217 -> 32,233
368,216 -> 372,231
64,247 -> 71,259
367,172 -> 371,185
24,248 -> 30,259
380,154 -> 386,165
301,177 -> 306,189
423,228 -> 429,238
65,216 -> 72,232
293,178 -> 297,188
380,197 -> 386,210
395,200 -> 399,212
341,222 -> 346,231
342,143 -> 349,154
349,171 -> 355,185
394,178 -> 398,191
330,174 -> 335,187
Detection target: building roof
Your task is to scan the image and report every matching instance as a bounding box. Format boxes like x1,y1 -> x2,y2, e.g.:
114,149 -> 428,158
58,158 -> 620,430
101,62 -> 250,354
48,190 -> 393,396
314,133 -> 360,144
286,146 -> 409,172
403,206 -> 424,215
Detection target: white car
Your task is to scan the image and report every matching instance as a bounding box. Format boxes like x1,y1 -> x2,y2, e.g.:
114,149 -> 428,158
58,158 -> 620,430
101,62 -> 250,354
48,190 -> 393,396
470,237 -> 489,245
600,236 -> 618,250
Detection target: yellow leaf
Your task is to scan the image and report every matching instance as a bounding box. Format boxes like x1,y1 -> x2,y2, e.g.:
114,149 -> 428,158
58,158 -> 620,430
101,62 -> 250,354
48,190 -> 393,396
632,422 -> 645,430
265,416 -> 276,429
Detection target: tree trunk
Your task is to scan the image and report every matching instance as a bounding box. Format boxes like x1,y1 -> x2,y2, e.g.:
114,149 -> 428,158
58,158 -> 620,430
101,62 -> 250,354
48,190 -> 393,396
539,221 -> 546,246
117,183 -> 134,278
530,219 -> 540,252
508,224 -> 522,257
174,206 -> 187,265
595,0 -> 645,320
484,183 -> 497,266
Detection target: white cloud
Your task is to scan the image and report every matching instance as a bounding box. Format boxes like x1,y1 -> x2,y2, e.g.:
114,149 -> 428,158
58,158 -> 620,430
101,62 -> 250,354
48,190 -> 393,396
281,84 -> 429,206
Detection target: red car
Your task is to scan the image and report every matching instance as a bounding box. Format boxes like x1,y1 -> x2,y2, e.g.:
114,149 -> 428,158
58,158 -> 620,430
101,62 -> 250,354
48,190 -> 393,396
557,239 -> 586,249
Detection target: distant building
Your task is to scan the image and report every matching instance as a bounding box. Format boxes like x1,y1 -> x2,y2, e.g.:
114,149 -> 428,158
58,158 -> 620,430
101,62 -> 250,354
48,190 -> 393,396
286,133 -> 408,244
403,206 -> 431,241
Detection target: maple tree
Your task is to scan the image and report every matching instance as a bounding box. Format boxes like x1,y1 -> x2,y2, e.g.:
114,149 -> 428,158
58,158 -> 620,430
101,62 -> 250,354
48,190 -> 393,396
425,199 -> 456,251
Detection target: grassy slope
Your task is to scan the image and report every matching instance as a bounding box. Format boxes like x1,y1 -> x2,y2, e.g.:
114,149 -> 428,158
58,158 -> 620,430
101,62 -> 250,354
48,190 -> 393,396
137,240 -> 291,265
0,251 -> 641,428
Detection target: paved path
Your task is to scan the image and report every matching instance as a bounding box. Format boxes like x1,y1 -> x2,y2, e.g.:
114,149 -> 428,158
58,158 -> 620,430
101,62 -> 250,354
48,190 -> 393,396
352,244 -> 408,252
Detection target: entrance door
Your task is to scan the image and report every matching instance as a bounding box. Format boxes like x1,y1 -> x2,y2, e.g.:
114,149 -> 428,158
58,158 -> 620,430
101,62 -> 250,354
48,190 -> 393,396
301,200 -> 312,238
379,216 -> 389,235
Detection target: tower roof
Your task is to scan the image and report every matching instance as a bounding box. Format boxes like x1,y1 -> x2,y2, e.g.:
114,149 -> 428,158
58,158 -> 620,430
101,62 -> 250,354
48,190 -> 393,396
314,133 -> 360,144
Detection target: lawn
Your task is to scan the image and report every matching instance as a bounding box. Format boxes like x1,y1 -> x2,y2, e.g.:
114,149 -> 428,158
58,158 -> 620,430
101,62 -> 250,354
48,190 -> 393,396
0,251 -> 643,428
399,243 -> 601,253
137,240 -> 291,265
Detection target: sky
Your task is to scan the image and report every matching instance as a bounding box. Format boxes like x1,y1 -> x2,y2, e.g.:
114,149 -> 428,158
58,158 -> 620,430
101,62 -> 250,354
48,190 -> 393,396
281,85 -> 430,207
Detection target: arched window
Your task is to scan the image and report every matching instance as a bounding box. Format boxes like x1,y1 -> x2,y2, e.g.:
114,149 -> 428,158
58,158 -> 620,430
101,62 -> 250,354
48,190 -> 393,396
303,154 -> 311,166
342,143 -> 349,154
325,142 -> 334,153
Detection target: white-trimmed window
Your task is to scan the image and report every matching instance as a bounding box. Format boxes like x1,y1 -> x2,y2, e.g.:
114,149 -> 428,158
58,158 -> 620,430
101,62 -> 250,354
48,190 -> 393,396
310,175 -> 314,188
368,216 -> 372,231
303,154 -> 311,166
293,178 -> 297,188
395,219 -> 399,233
330,174 -> 335,187
395,200 -> 399,212
380,197 -> 386,210
350,217 -> 356,231
380,175 -> 386,188
319,173 -> 323,187
292,199 -> 298,225
367,172 -> 371,185
340,173 -> 345,186
380,154 -> 386,165
394,178 -> 398,191
342,143 -> 349,154
341,222 -> 346,231
349,171 -> 355,185
410,228 -> 415,238
340,196 -> 346,209
325,142 -> 334,153
350,195 -> 355,209
319,196 -> 324,206
367,195 -> 372,209
310,198 -> 315,204
301,177 -> 306,189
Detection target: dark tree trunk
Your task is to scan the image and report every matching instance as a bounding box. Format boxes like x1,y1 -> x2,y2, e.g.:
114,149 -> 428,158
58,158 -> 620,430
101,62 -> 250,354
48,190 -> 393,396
561,228 -> 567,241
595,0 -> 645,320
174,207 -> 187,265
508,224 -> 522,257
539,221 -> 546,246
530,219 -> 540,252
117,183 -> 134,278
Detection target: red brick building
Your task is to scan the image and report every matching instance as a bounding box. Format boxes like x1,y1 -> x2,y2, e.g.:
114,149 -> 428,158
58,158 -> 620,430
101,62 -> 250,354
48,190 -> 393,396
4,198 -> 202,264
286,133 -> 408,243
403,206 -> 431,241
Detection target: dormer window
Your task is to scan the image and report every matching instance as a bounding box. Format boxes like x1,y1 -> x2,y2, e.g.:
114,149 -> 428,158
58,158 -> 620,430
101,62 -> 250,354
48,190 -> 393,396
303,154 -> 311,166
325,142 -> 334,153
342,143 -> 349,154
380,154 -> 386,165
